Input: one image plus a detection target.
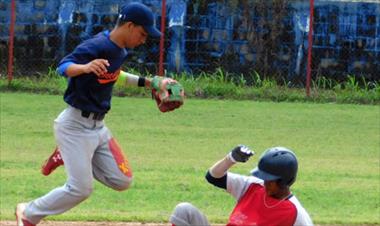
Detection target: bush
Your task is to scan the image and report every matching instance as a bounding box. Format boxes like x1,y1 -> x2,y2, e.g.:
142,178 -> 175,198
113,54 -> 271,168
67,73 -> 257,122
1,70 -> 379,105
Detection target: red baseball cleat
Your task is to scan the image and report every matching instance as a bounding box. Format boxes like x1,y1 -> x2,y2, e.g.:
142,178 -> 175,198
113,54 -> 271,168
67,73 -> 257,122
41,147 -> 64,176
15,203 -> 36,226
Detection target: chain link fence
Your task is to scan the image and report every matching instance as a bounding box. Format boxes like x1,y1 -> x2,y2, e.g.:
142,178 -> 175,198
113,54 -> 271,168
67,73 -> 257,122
1,0 -> 379,85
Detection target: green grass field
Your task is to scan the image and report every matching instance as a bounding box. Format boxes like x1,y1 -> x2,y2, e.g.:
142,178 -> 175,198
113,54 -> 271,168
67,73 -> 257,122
0,92 -> 379,224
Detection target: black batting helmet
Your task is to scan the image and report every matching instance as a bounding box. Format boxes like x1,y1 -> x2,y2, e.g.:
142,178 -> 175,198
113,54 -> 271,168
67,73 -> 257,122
251,147 -> 298,186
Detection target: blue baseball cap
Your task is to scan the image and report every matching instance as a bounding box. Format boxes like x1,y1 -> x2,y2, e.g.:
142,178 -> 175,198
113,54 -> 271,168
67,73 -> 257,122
118,2 -> 161,38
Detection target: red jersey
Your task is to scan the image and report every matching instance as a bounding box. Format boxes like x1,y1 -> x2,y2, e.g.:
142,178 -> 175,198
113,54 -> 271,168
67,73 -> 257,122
226,173 -> 313,226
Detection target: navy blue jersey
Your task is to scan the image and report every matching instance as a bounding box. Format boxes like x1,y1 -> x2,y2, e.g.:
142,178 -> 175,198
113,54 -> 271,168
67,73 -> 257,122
57,31 -> 128,113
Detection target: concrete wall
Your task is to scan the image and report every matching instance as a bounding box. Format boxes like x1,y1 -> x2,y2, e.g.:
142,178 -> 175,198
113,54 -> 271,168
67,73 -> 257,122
0,0 -> 379,81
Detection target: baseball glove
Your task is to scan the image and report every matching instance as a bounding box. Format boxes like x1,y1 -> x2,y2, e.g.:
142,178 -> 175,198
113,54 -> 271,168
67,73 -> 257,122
151,76 -> 185,112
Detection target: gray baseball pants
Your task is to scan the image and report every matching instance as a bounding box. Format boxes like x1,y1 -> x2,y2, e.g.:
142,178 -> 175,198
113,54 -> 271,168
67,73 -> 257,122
24,106 -> 133,224
170,202 -> 210,226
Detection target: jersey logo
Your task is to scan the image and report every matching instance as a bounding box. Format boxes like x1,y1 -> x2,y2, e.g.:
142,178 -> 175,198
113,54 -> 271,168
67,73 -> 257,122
97,69 -> 120,84
229,212 -> 253,225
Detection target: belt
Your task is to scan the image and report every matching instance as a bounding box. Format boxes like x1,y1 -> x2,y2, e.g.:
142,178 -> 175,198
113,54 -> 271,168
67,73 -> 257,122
81,110 -> 106,121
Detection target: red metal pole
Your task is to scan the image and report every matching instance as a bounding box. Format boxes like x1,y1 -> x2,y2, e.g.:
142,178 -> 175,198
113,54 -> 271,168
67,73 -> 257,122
158,0 -> 166,76
306,0 -> 314,97
7,0 -> 16,84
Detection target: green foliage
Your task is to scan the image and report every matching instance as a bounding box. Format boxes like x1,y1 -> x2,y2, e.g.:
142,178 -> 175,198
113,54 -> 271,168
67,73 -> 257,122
0,69 -> 379,105
0,93 -> 379,224
0,68 -> 67,94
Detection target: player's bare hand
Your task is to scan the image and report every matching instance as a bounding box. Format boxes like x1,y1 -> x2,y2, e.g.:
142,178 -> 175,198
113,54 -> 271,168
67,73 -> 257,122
84,59 -> 110,76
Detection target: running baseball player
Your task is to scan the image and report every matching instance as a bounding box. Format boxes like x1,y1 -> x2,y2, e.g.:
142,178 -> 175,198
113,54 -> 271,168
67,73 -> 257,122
15,3 -> 183,226
170,145 -> 313,226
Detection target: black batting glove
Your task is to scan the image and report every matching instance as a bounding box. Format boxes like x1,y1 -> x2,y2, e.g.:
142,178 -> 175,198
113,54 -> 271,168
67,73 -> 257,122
228,145 -> 254,163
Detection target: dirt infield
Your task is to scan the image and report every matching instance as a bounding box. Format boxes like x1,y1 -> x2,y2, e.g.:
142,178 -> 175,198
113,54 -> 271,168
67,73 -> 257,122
1,221 -> 224,226
2,222 -> 172,226
1,221 -> 377,226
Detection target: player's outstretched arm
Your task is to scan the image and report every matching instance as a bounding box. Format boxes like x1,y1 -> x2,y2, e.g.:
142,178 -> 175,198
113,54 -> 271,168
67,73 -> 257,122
205,145 -> 254,189
116,70 -> 148,87
116,72 -> 185,112
209,145 -> 254,178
